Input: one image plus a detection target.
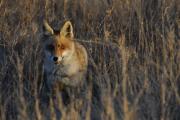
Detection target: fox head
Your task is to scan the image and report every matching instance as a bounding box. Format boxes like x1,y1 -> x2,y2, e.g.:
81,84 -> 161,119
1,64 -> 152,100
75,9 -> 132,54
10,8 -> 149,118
43,20 -> 75,64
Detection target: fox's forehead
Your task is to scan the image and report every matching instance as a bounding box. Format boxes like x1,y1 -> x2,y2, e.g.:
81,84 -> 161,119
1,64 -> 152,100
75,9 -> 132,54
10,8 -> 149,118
44,35 -> 57,44
44,34 -> 72,45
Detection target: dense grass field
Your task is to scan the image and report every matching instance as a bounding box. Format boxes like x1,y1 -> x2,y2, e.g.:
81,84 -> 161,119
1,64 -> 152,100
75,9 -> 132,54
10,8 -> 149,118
0,0 -> 180,120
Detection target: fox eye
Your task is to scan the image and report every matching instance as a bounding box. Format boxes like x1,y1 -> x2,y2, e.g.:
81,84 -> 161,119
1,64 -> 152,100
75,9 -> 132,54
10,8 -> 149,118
46,44 -> 54,51
61,45 -> 65,49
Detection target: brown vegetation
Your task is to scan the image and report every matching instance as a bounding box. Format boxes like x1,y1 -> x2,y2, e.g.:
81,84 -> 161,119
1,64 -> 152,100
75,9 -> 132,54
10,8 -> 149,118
0,0 -> 180,120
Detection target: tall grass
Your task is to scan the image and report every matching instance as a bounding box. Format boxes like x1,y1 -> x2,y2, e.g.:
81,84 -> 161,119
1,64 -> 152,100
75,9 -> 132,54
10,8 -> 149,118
0,0 -> 180,120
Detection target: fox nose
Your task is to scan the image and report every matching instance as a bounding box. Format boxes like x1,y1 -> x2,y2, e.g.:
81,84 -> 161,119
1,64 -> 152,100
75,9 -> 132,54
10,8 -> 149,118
53,57 -> 58,62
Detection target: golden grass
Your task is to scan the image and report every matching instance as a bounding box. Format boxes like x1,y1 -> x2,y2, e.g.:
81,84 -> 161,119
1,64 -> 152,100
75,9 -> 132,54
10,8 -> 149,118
0,0 -> 180,120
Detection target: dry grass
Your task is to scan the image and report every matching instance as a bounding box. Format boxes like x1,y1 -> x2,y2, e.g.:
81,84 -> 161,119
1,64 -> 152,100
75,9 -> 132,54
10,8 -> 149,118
0,0 -> 180,120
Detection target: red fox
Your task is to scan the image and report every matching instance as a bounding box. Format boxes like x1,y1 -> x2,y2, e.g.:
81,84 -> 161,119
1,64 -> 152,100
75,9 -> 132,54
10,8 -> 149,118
42,20 -> 88,91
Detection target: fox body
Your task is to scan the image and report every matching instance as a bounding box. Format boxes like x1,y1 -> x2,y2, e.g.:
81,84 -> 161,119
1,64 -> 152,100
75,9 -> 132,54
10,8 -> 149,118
42,21 -> 88,90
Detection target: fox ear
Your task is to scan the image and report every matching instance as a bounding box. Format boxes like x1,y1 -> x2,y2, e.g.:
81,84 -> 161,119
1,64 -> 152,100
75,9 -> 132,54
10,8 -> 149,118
60,21 -> 74,38
43,20 -> 54,35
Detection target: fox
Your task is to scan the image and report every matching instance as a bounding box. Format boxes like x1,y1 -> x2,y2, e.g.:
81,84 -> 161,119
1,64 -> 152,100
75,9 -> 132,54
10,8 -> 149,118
42,20 -> 88,92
